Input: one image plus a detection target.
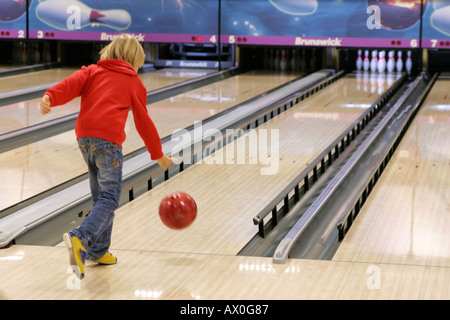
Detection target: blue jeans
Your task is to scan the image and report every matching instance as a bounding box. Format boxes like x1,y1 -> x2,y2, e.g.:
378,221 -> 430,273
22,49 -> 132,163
71,137 -> 123,260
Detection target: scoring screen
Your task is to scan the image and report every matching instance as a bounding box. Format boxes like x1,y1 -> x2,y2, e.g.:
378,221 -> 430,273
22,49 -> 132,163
220,0 -> 426,48
28,0 -> 218,42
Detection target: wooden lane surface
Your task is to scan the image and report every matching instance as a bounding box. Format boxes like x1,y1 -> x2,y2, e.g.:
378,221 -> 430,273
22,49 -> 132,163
0,68 -> 215,135
2,244 -> 449,299
332,79 -> 450,293
106,76 -> 386,258
4,76 -> 447,300
0,64 -> 27,72
0,67 -> 79,94
0,67 -> 213,93
0,71 -> 299,211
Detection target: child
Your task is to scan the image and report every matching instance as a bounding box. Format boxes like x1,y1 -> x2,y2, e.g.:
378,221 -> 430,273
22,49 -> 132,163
40,34 -> 172,280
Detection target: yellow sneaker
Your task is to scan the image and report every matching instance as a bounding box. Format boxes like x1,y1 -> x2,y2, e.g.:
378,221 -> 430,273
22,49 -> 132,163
95,252 -> 118,265
63,233 -> 87,280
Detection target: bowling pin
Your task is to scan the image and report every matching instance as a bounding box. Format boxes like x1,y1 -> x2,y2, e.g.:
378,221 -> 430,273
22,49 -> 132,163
386,50 -> 395,73
36,0 -> 132,31
34,43 -> 41,64
356,49 -> 362,71
280,49 -> 287,71
370,50 -> 378,73
21,42 -> 27,64
396,51 -> 403,72
363,72 -> 369,92
362,50 -> 369,71
386,73 -> 394,88
377,50 -> 386,73
405,50 -> 412,74
377,72 -> 385,94
290,49 -> 297,71
44,43 -> 51,63
299,49 -> 306,72
370,72 -> 377,93
356,71 -> 361,91
274,49 -> 280,70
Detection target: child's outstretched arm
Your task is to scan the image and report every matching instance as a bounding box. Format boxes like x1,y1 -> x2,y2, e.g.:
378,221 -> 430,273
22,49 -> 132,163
41,66 -> 90,114
40,94 -> 51,115
156,154 -> 172,170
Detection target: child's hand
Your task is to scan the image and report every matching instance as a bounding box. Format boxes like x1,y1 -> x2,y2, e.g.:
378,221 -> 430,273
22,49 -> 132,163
156,154 -> 172,170
40,95 -> 51,115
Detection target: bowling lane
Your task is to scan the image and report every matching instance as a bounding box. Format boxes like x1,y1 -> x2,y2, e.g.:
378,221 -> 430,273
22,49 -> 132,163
0,64 -> 28,72
0,67 -> 79,94
4,242 -> 448,299
108,75 -> 389,257
333,79 -> 450,268
0,68 -> 215,135
0,71 -> 299,211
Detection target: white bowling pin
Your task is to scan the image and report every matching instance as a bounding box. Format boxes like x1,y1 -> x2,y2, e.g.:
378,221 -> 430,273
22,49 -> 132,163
370,50 -> 378,72
21,43 -> 28,63
377,50 -> 386,73
396,51 -> 403,72
405,50 -> 412,74
377,72 -> 385,94
363,72 -> 369,92
356,71 -> 361,91
386,50 -> 395,72
34,43 -> 41,64
36,0 -> 131,31
274,49 -> 280,70
280,49 -> 287,71
44,42 -> 51,63
370,72 -> 377,93
386,73 -> 394,88
356,49 -> 362,70
299,49 -> 306,72
290,49 -> 297,70
363,50 -> 370,71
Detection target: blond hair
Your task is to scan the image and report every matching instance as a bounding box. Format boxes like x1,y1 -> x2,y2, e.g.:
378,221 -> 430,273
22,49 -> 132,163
99,34 -> 145,71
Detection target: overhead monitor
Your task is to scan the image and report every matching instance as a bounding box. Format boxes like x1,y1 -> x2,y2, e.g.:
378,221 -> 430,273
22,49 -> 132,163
28,0 -> 218,43
221,0 -> 424,48
0,0 -> 28,39
421,0 -> 450,49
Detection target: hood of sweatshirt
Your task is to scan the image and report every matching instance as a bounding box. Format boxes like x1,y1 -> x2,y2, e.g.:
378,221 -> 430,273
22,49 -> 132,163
96,59 -> 137,76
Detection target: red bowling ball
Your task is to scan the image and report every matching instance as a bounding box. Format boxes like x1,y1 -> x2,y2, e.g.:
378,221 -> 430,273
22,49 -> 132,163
159,192 -> 197,230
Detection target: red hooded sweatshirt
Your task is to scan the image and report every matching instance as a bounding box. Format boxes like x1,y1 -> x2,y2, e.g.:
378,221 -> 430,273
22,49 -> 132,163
44,59 -> 163,160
